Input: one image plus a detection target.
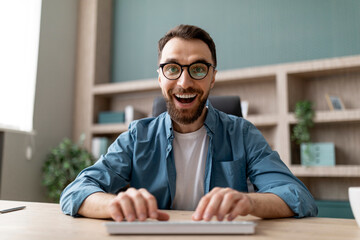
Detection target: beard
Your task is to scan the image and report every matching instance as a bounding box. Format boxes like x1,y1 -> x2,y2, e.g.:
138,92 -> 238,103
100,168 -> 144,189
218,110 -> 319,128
165,87 -> 209,125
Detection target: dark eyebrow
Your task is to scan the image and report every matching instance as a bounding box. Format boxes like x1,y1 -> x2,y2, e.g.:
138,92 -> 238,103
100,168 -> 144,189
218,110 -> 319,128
191,59 -> 211,65
161,58 -> 211,65
160,58 -> 180,65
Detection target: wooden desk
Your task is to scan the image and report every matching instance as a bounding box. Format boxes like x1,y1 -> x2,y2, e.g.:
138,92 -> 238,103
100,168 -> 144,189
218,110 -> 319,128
0,200 -> 359,240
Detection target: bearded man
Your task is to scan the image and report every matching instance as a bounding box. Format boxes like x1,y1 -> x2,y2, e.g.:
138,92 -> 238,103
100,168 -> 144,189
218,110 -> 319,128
60,25 -> 317,221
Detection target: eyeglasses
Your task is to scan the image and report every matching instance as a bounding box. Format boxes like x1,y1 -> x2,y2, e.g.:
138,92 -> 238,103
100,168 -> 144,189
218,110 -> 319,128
159,62 -> 215,80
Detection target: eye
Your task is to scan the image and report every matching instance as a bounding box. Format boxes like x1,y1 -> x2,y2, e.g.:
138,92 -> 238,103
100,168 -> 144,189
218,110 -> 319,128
190,63 -> 207,78
164,64 -> 180,75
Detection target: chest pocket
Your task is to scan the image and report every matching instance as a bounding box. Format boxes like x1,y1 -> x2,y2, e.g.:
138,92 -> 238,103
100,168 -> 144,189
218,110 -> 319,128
211,159 -> 247,192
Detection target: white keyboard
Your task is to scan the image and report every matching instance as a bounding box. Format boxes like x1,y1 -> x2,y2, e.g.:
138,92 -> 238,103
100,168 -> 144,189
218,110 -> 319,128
104,220 -> 257,235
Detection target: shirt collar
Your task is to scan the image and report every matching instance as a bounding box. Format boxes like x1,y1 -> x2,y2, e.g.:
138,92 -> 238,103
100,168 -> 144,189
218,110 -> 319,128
165,112 -> 173,139
164,99 -> 217,139
204,100 -> 216,136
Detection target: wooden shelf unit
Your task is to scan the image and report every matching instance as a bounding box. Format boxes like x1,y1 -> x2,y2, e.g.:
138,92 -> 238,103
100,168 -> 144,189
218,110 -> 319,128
74,1 -> 360,201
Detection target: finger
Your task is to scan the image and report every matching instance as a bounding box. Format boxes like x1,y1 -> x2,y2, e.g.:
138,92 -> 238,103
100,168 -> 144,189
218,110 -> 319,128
117,192 -> 136,222
203,192 -> 225,221
217,191 -> 242,221
227,195 -> 252,221
109,199 -> 124,222
192,187 -> 222,221
192,194 -> 211,221
126,188 -> 150,221
208,187 -> 222,195
156,210 -> 170,221
139,188 -> 158,219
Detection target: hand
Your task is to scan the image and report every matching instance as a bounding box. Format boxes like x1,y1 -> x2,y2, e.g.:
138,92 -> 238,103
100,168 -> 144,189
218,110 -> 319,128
192,187 -> 254,221
109,188 -> 170,222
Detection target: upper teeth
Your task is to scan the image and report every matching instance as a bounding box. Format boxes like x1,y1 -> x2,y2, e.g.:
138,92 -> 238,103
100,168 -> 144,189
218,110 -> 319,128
175,94 -> 196,99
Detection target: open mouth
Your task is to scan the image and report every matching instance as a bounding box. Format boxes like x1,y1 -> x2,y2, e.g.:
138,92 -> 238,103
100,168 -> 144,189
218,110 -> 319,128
174,93 -> 197,104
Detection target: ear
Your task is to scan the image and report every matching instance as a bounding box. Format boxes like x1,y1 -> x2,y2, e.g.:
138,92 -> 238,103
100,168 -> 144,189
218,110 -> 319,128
157,69 -> 162,86
210,69 -> 217,89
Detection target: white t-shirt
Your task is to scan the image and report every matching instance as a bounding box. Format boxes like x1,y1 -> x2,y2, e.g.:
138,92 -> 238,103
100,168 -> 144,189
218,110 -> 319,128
172,126 -> 209,210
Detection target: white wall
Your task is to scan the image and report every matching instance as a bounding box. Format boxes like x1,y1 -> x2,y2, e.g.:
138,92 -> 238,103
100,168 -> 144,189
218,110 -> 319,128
0,0 -> 78,202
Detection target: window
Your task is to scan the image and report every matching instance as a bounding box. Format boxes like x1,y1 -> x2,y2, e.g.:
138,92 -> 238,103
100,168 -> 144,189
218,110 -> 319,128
0,0 -> 42,132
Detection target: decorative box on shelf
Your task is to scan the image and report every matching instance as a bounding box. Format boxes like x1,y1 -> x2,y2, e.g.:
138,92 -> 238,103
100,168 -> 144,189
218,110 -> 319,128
98,111 -> 125,124
300,142 -> 335,166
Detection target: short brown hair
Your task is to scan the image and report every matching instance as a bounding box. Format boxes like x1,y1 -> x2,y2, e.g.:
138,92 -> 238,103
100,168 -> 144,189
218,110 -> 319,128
158,25 -> 217,68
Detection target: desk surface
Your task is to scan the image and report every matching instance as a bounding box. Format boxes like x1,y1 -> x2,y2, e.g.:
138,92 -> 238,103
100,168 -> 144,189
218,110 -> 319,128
1,200 -> 359,240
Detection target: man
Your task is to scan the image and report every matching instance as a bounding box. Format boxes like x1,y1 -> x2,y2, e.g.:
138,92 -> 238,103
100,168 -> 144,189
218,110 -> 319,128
60,25 -> 317,222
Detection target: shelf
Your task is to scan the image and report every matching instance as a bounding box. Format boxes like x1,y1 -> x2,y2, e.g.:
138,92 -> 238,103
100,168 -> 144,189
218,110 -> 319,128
73,2 -> 360,202
91,123 -> 128,135
288,109 -> 360,124
91,114 -> 278,135
216,68 -> 276,84
291,165 -> 360,177
285,55 -> 360,76
92,78 -> 158,96
77,48 -> 360,204
246,114 -> 278,127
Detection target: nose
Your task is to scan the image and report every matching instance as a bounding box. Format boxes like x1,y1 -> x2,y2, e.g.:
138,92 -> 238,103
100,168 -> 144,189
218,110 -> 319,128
177,67 -> 194,89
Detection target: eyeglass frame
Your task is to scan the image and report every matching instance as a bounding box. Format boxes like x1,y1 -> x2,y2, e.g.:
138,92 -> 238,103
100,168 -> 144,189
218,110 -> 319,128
158,61 -> 216,80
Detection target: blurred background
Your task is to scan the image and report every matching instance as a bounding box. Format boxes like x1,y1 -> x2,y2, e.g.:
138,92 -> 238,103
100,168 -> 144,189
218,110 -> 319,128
0,0 -> 360,220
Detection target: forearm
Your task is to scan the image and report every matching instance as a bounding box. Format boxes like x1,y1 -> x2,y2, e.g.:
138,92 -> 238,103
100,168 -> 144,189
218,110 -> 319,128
247,193 -> 294,219
78,192 -> 116,219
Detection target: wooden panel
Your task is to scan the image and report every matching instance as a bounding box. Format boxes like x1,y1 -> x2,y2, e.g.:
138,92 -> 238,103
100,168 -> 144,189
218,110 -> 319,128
2,200 -> 360,239
211,77 -> 277,115
285,55 -> 360,75
292,166 -> 360,177
93,96 -> 111,124
111,90 -> 162,117
277,71 -> 291,166
290,122 -> 360,166
92,123 -> 127,134
246,115 -> 278,127
93,78 -> 159,95
73,0 -> 98,149
299,177 -> 360,201
94,0 -> 113,85
257,126 -> 277,152
74,0 -> 113,149
288,109 -> 360,124
287,75 -> 305,113
288,70 -> 360,112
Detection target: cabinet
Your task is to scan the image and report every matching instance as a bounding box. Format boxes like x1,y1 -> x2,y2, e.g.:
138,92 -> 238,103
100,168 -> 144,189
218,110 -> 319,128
74,0 -> 360,201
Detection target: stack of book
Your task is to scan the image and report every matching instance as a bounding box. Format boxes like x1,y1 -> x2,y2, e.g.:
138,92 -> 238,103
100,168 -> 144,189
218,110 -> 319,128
97,106 -> 147,125
98,111 -> 125,124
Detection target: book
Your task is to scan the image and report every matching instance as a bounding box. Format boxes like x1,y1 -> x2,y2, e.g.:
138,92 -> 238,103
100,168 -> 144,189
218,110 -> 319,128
98,111 -> 125,124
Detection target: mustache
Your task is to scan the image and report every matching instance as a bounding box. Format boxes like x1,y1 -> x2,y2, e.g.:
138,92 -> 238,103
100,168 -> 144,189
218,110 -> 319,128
169,87 -> 203,95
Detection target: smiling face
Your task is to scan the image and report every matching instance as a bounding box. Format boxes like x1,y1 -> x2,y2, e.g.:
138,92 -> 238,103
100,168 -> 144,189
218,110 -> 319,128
158,37 -> 217,132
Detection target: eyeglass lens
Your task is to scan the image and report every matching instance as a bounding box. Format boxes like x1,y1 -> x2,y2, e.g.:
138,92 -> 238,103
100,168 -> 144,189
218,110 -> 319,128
162,63 -> 209,80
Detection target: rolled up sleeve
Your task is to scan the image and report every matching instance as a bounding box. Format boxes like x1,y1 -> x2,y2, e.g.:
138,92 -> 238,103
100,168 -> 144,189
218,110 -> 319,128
245,122 -> 318,218
60,130 -> 134,216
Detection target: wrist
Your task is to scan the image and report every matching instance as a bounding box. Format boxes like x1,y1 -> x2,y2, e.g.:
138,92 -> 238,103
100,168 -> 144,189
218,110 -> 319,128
245,193 -> 257,216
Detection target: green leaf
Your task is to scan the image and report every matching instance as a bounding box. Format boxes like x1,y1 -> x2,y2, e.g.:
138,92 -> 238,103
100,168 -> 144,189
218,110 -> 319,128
42,138 -> 96,202
291,100 -> 315,145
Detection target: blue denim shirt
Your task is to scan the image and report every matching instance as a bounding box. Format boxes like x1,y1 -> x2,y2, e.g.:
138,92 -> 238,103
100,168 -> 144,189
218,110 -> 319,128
60,102 -> 318,218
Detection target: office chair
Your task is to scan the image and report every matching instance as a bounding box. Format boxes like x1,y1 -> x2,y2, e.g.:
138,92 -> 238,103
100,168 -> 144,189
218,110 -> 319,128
152,95 -> 243,117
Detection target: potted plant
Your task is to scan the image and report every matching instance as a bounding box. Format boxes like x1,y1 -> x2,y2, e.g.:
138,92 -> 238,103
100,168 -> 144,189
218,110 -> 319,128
292,100 -> 335,166
42,137 -> 95,202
